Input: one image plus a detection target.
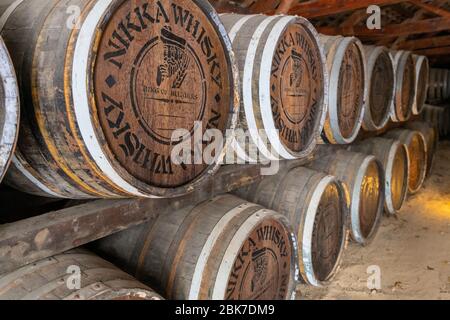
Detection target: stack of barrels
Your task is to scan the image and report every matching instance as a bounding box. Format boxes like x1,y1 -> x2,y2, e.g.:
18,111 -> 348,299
428,68 -> 450,103
0,0 -> 442,302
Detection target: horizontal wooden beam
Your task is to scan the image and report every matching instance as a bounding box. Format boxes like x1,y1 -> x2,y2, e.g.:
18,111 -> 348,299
397,35 -> 450,51
415,45 -> 450,56
318,17 -> 450,38
408,0 -> 450,19
286,0 -> 403,18
0,158 -> 315,274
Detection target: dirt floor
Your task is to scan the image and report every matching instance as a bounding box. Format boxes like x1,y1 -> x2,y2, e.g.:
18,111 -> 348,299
299,141 -> 450,300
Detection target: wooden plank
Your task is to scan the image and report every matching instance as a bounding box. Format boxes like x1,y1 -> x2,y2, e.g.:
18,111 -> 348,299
414,45 -> 450,56
0,157 -> 314,275
319,17 -> 450,37
286,0 -> 403,18
276,0 -> 297,14
250,0 -> 280,13
397,35 -> 450,50
407,0 -> 450,19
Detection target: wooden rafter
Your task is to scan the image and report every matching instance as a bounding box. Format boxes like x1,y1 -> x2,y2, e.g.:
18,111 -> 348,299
415,45 -> 450,55
397,35 -> 450,50
319,17 -> 450,38
286,0 -> 404,18
407,0 -> 450,19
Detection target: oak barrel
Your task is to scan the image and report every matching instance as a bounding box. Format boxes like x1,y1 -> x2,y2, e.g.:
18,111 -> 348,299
0,0 -> 239,199
423,104 -> 450,138
384,129 -> 427,194
0,35 -> 19,183
390,50 -> 416,123
0,249 -> 162,300
94,194 -> 297,300
236,167 -> 347,287
362,46 -> 395,131
348,138 -> 409,215
220,14 -> 327,161
427,68 -> 449,102
320,35 -> 365,144
412,55 -> 429,115
406,122 -> 438,177
309,149 -> 384,245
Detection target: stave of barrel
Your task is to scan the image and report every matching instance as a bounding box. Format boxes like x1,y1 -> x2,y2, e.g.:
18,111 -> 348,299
406,121 -> 439,177
320,35 -> 365,144
348,138 -> 409,215
0,0 -> 239,199
236,166 -> 347,287
94,194 -> 297,300
220,13 -> 327,162
309,149 -> 385,246
0,249 -> 162,300
422,104 -> 450,138
362,46 -> 395,131
384,129 -> 427,194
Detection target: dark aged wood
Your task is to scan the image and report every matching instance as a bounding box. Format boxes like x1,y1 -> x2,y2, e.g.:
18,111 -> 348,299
0,0 -> 239,199
0,249 -> 162,300
0,35 -> 19,183
384,129 -> 427,194
412,55 -> 429,115
309,147 -> 384,246
320,35 -> 365,144
422,104 -> 450,137
427,68 -> 450,102
0,159 -> 313,275
235,166 -> 347,287
348,137 -> 409,215
220,14 -> 326,160
94,194 -> 296,300
362,46 -> 395,131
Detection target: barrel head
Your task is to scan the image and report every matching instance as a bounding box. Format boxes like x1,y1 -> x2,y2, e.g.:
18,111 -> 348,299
93,0 -> 234,188
271,22 -> 325,154
225,218 -> 294,300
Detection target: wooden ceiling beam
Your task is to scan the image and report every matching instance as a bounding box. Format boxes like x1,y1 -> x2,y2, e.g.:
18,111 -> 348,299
285,0 -> 404,18
397,35 -> 450,50
415,45 -> 450,56
407,0 -> 450,19
319,17 -> 450,38
276,0 -> 297,14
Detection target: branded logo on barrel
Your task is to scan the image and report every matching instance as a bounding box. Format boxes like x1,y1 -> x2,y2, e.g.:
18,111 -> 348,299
226,221 -> 292,300
94,0 -> 228,187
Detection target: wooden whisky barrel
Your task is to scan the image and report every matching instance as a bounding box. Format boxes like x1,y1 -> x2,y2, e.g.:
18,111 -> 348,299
384,129 -> 427,194
348,138 -> 409,215
94,194 -> 296,300
0,35 -> 19,183
220,14 -> 327,161
320,35 -> 365,144
0,249 -> 162,300
427,68 -> 438,101
412,55 -> 429,115
362,46 -> 395,131
406,122 -> 438,177
309,149 -> 384,245
422,104 -> 449,137
236,167 -> 347,287
427,68 -> 449,102
390,50 -> 416,123
0,0 -> 239,199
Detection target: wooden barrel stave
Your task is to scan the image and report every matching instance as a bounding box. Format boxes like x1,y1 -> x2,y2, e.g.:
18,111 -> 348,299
0,249 -> 162,300
320,35 -> 365,144
94,194 -> 297,300
348,138 -> 409,215
390,50 -> 416,123
220,13 -> 327,161
384,129 -> 427,194
309,149 -> 384,245
412,55 -> 429,115
362,46 -> 395,131
1,0 -> 239,199
236,166 -> 347,287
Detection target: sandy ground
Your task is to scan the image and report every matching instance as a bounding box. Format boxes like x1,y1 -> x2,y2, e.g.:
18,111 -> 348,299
299,141 -> 450,300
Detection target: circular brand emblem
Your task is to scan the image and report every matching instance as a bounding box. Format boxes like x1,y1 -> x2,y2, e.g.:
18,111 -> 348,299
93,0 -> 231,188
225,220 -> 292,300
271,23 -> 323,153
